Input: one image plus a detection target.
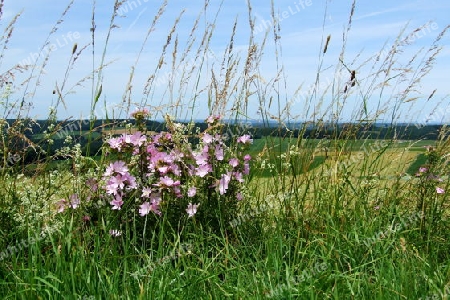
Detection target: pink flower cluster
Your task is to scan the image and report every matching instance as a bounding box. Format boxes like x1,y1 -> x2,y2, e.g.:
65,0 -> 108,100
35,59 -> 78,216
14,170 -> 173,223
55,178 -> 99,214
415,166 -> 446,194
103,160 -> 137,210
102,116 -> 252,218
56,193 -> 81,213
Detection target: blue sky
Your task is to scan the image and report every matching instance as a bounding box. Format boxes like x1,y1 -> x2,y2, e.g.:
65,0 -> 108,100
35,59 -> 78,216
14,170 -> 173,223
1,0 -> 449,123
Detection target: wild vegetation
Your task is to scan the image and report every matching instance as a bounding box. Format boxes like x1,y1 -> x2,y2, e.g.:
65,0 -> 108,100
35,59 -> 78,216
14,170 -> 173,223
0,0 -> 449,299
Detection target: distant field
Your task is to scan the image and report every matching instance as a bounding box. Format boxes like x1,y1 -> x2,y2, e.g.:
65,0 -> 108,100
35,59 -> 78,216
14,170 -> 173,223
250,137 -> 435,153
32,131 -> 102,140
249,137 -> 434,178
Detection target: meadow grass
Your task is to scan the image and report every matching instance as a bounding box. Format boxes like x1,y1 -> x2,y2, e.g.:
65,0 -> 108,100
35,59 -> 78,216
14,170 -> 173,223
0,0 -> 449,299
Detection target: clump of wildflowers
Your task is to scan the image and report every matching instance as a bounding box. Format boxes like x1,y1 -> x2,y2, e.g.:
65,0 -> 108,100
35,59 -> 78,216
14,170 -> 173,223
103,160 -> 137,210
99,114 -> 252,234
415,164 -> 445,195
410,141 -> 449,239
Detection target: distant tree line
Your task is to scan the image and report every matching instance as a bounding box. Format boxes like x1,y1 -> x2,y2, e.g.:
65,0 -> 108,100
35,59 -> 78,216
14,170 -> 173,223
1,119 -> 443,167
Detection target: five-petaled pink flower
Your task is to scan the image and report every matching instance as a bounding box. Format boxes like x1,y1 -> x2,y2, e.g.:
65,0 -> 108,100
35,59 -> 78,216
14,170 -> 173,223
243,162 -> 250,175
237,134 -> 253,144
56,199 -> 67,213
142,187 -> 152,198
139,194 -> 162,216
139,202 -> 151,216
215,145 -> 224,161
219,173 -> 231,195
106,175 -> 125,195
69,194 -> 80,209
86,178 -> 98,192
104,161 -> 129,177
229,158 -> 239,167
187,187 -> 197,197
127,131 -> 147,147
186,203 -> 199,217
196,164 -> 211,177
234,171 -> 244,183
194,148 -> 209,165
110,194 -> 124,210
419,167 -> 428,173
159,176 -> 179,187
206,115 -> 220,124
107,137 -> 123,150
236,192 -> 243,201
202,133 -> 214,144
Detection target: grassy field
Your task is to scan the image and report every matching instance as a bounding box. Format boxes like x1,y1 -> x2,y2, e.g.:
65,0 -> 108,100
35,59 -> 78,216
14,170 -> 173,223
249,137 -> 434,178
2,133 -> 448,299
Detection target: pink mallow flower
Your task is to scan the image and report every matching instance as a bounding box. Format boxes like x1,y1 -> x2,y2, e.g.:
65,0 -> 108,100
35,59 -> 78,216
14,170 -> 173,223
187,187 -> 197,197
139,202 -> 151,216
142,187 -> 152,198
151,202 -> 162,215
173,186 -> 183,198
419,167 -> 428,173
86,178 -> 98,192
69,194 -> 80,209
104,161 -> 129,177
194,148 -> 209,165
196,164 -> 212,177
244,154 -> 251,161
219,173 -> 231,195
234,171 -> 244,183
436,187 -> 445,194
229,158 -> 239,167
215,145 -> 224,161
129,131 -> 147,147
110,194 -> 124,210
202,133 -> 214,144
186,203 -> 199,217
56,199 -> 68,213
206,115 -> 220,124
158,165 -> 170,174
107,137 -> 123,150
150,193 -> 162,205
106,175 -> 126,195
122,173 -> 137,190
140,197 -> 162,216
159,176 -> 180,187
170,164 -> 181,176
416,166 -> 428,177
237,134 -> 253,144
243,162 -> 250,175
